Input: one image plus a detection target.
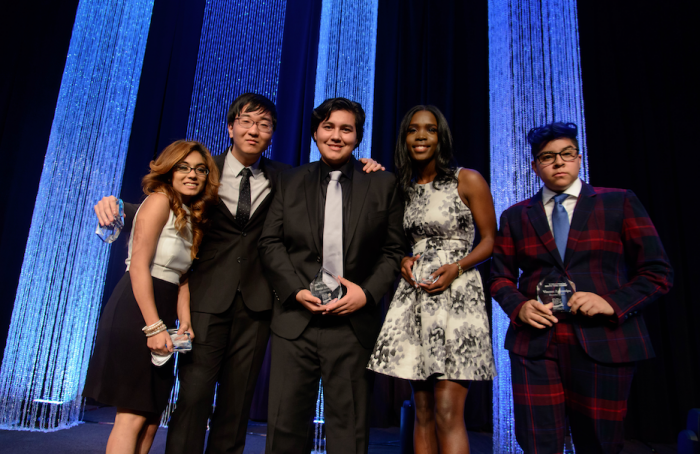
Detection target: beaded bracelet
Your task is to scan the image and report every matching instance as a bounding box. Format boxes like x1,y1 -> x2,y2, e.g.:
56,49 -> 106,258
142,319 -> 165,337
145,325 -> 167,338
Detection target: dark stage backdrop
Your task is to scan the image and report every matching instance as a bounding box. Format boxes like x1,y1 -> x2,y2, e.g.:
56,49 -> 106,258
1,0 -> 698,442
0,0 -> 81,363
577,0 -> 700,442
369,0 -> 492,430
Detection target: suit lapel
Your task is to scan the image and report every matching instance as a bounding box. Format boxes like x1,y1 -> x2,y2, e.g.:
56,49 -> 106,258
304,163 -> 322,256
212,151 -> 237,225
345,161 -> 370,256
250,156 -> 280,222
566,182 -> 596,264
527,189 -> 564,268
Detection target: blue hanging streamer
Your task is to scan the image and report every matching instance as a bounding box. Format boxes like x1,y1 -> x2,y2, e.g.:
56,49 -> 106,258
186,0 -> 287,157
310,0 -> 378,162
0,0 -> 155,432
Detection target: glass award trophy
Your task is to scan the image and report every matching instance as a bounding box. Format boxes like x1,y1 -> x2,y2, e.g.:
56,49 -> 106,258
537,270 -> 576,312
415,250 -> 439,285
96,198 -> 125,243
167,328 -> 192,352
310,267 -> 344,305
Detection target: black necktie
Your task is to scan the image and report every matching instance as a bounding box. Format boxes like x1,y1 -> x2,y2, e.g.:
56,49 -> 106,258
236,168 -> 252,228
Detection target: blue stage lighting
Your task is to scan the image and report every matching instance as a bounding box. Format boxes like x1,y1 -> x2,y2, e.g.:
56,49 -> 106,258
186,0 -> 287,157
310,0 -> 378,162
488,0 -> 589,451
0,0 -> 154,431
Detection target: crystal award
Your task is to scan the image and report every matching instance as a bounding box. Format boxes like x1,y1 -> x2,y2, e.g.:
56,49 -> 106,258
96,198 -> 125,243
537,271 -> 576,312
415,249 -> 440,285
310,267 -> 344,305
167,328 -> 192,352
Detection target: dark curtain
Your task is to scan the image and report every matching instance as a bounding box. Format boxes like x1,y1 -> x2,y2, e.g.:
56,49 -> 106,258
578,0 -> 700,443
100,0 -> 207,315
0,0 -> 81,363
269,0 -> 323,166
369,0 -> 492,429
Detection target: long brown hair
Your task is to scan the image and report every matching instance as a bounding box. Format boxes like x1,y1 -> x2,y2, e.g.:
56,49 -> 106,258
141,140 -> 220,259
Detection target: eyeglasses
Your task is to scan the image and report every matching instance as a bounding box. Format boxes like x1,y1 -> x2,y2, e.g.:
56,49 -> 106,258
536,147 -> 579,165
236,117 -> 273,133
174,164 -> 209,177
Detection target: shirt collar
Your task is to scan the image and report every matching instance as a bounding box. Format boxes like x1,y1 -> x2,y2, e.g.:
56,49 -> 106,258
226,146 -> 262,178
542,177 -> 582,205
320,156 -> 355,182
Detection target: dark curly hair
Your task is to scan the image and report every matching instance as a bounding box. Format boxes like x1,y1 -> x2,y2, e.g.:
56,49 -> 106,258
527,122 -> 579,159
394,105 -> 456,200
142,140 -> 220,259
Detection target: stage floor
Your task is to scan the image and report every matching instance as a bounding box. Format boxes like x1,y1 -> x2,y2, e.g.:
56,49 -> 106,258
0,405 -> 676,453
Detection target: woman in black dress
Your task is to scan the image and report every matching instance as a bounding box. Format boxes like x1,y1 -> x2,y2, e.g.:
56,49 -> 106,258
84,140 -> 219,454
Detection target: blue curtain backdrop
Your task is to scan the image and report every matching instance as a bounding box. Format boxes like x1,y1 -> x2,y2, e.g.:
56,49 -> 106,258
0,0 -> 698,442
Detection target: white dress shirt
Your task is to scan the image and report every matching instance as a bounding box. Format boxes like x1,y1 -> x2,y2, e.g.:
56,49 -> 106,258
218,147 -> 271,217
541,178 -> 582,232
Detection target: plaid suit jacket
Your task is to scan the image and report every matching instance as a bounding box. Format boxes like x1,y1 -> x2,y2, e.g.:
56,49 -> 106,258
490,182 -> 673,363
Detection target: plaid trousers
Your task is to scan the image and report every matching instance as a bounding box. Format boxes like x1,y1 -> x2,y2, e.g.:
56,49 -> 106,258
509,319 -> 636,454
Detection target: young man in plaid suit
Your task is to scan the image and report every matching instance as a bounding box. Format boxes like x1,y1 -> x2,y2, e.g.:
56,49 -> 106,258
490,122 -> 673,453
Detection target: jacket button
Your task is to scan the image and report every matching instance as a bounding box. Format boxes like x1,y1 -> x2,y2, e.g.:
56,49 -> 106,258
317,256 -> 321,263
237,257 -> 241,263
242,232 -> 247,237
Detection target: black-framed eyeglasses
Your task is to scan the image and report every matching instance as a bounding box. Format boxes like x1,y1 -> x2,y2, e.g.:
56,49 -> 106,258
174,164 -> 209,177
536,147 -> 579,165
235,117 -> 273,133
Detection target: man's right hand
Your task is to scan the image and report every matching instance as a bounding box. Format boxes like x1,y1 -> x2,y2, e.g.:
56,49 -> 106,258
296,289 -> 325,314
95,195 -> 120,227
517,300 -> 558,329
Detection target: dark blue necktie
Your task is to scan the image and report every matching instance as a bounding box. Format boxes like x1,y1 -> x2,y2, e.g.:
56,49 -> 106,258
552,193 -> 570,261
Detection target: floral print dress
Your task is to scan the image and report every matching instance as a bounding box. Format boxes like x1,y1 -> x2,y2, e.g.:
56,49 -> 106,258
367,169 -> 496,381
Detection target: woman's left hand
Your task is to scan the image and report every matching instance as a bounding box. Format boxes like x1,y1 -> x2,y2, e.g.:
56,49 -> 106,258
419,263 -> 460,294
177,320 -> 195,340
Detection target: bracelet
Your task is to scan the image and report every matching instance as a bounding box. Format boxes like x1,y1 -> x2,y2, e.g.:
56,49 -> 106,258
456,262 -> 464,277
145,325 -> 167,337
142,319 -> 166,337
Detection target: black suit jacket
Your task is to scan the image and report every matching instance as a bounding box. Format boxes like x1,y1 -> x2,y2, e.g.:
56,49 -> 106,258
258,158 -> 407,348
124,152 -> 291,314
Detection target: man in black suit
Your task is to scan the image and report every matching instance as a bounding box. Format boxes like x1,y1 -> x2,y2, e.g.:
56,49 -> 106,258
96,93 -> 290,453
258,98 -> 406,454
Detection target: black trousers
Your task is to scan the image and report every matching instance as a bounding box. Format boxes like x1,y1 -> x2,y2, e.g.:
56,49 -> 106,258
165,292 -> 271,454
266,316 -> 373,454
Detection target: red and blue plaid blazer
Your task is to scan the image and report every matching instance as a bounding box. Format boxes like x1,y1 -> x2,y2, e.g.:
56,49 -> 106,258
490,182 -> 673,363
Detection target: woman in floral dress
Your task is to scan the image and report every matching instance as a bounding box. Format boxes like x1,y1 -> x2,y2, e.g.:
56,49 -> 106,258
367,106 -> 496,454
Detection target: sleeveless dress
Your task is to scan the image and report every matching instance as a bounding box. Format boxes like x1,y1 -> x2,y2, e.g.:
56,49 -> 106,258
367,169 -> 496,380
83,198 -> 193,413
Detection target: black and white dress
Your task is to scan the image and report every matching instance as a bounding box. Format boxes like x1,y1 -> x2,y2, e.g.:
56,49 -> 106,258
84,199 -> 192,413
367,170 -> 496,381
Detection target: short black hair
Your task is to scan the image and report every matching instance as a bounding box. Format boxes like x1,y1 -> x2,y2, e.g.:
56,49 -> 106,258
310,97 -> 365,148
527,122 -> 579,158
226,93 -> 277,131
